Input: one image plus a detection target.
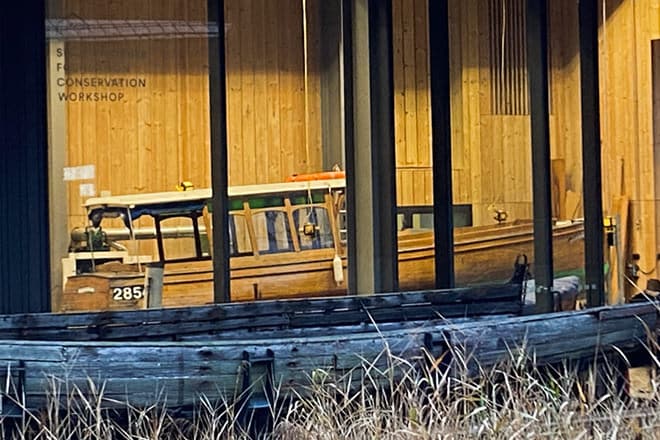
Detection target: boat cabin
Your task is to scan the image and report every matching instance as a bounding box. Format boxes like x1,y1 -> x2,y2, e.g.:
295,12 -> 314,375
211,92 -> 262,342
61,179 -> 348,311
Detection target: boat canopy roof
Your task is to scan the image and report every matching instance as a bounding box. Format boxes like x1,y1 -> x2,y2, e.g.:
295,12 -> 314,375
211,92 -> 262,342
84,179 -> 346,224
84,188 -> 212,211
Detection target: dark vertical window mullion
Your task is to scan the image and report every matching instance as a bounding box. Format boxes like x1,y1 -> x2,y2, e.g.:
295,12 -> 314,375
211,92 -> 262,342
491,0 -> 503,115
208,0 -> 231,302
429,0 -> 454,288
526,0 -> 554,313
368,0 -> 398,293
579,0 -> 605,307
514,0 -> 522,115
342,0 -> 357,294
507,0 -> 513,114
0,1 -> 49,313
521,0 -> 529,114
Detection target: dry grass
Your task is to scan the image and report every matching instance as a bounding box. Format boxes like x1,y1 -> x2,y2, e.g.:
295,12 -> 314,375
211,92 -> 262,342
1,343 -> 660,439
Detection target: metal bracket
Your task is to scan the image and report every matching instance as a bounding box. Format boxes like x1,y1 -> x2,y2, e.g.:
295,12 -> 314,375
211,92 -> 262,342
238,349 -> 275,432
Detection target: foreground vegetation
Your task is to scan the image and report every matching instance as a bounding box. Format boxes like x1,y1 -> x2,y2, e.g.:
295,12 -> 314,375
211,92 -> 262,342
1,344 -> 659,439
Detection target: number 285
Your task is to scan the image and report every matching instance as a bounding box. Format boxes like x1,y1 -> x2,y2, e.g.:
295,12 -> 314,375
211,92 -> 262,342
112,286 -> 144,301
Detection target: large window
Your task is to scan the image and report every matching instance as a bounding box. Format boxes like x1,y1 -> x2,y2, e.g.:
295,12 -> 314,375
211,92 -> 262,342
47,0 -> 350,312
47,0 -> 589,314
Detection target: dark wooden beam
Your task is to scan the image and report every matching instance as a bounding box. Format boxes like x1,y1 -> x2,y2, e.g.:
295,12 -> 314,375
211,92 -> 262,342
0,0 -> 50,313
526,0 -> 554,313
429,0 -> 455,288
0,283 -> 523,341
579,0 -> 605,307
208,0 -> 231,303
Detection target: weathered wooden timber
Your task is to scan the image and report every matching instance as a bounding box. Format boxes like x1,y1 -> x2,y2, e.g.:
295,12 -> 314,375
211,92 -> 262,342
0,300 -> 655,411
0,283 -> 523,341
443,302 -> 659,376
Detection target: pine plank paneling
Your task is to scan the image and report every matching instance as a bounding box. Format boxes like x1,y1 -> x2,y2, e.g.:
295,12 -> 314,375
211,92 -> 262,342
51,0 -> 660,293
393,0 -> 432,206
265,1 -> 282,182
598,0 -> 660,290
393,0 -> 407,169
253,0 -> 269,184
225,0 -> 243,186
58,0 -> 323,250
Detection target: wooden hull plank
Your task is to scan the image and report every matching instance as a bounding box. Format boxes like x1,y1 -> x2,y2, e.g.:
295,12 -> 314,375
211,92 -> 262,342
0,284 -> 523,341
442,302 -> 657,376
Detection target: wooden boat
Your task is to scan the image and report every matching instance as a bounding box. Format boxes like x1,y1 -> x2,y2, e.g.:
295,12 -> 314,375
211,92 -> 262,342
0,289 -> 654,411
60,178 -> 585,312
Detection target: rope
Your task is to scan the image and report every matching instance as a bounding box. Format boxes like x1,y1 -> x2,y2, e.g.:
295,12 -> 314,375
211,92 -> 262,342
601,0 -> 610,200
302,0 -> 311,175
500,0 -> 506,106
302,0 -> 314,226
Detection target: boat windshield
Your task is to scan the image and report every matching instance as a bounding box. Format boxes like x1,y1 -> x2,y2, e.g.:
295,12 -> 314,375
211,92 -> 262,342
79,179 -> 345,263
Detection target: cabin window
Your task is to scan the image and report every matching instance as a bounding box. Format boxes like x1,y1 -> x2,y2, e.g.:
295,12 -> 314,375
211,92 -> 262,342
229,214 -> 253,256
157,215 -> 208,261
292,207 -> 334,250
397,205 -> 474,230
251,211 -> 293,254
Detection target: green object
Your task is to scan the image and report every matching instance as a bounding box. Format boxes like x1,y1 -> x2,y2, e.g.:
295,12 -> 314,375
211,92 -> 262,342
87,228 -> 109,251
290,191 -> 325,205
248,196 -> 284,209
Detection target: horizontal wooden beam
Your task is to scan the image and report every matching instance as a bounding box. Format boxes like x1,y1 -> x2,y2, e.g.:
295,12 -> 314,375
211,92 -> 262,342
0,283 -> 523,341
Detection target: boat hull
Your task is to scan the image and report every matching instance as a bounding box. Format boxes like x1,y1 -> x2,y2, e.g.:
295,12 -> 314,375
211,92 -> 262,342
0,301 -> 653,411
61,220 -> 584,312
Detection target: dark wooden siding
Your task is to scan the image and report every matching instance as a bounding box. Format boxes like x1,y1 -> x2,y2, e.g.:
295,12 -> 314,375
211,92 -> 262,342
0,0 -> 51,313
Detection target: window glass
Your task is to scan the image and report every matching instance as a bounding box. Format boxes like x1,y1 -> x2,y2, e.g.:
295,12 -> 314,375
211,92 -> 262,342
251,211 -> 293,254
292,207 -> 334,250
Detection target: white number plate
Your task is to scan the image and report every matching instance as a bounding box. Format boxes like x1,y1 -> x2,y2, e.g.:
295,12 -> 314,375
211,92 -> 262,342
112,286 -> 145,301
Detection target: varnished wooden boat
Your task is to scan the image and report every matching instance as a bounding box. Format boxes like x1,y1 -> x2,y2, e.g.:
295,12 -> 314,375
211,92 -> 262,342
60,178 -> 584,312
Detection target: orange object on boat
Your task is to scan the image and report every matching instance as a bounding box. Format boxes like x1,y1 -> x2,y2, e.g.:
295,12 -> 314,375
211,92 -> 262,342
286,171 -> 346,182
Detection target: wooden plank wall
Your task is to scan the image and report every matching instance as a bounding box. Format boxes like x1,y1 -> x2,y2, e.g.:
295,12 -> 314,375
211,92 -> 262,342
58,0 -> 211,228
598,0 -> 660,289
392,0 -> 433,207
547,1 -> 584,221
57,0 -> 584,229
393,0 -> 582,224
224,0 -> 322,186
56,0 -> 322,231
53,0 -> 660,284
393,0 -> 660,290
